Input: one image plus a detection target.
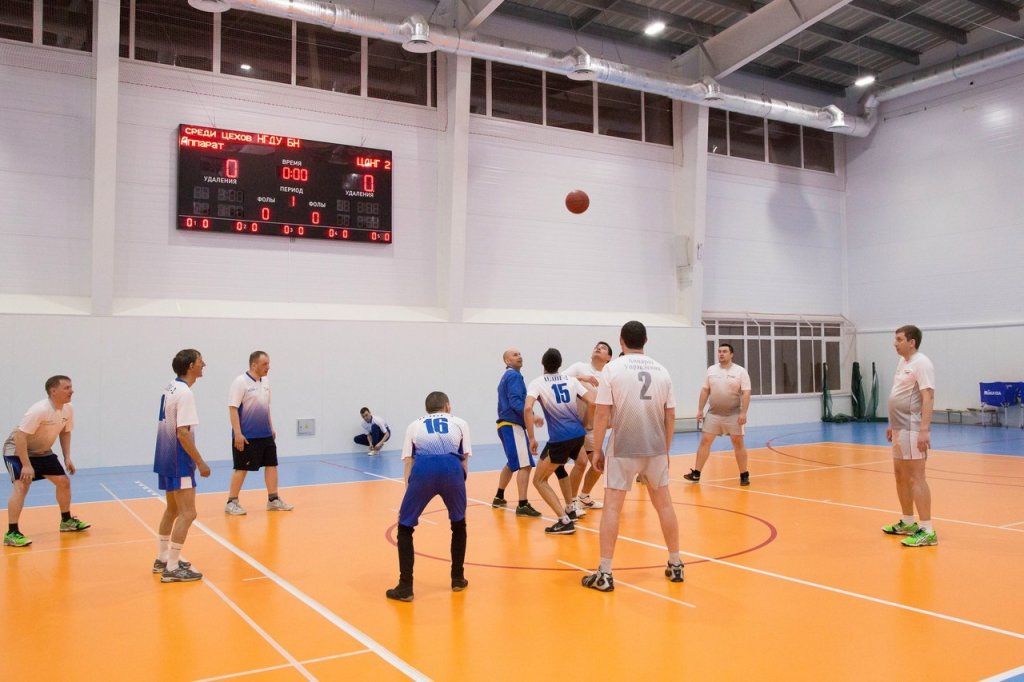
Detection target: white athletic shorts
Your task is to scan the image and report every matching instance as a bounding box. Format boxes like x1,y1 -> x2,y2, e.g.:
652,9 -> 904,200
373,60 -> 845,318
702,413 -> 744,437
891,429 -> 927,460
605,455 -> 670,492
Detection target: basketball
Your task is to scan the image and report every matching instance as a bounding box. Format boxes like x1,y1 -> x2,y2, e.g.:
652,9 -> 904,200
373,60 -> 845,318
565,190 -> 589,214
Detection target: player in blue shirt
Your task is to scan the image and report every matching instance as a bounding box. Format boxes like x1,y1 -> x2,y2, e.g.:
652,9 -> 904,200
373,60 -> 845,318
386,391 -> 472,602
491,348 -> 543,517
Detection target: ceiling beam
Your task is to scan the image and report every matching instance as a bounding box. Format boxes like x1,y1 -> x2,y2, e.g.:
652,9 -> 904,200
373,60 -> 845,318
849,0 -> 968,43
459,0 -> 508,31
805,19 -> 921,63
672,0 -> 856,79
962,0 -> 1020,21
739,61 -> 848,94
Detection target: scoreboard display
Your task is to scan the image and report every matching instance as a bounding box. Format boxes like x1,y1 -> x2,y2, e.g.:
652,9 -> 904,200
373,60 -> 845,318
176,124 -> 393,244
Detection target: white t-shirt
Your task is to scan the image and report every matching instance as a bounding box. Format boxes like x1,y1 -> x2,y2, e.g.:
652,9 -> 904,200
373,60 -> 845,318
597,353 -> 675,458
362,415 -> 389,434
703,363 -> 752,417
889,352 -> 935,431
228,372 -> 273,439
401,412 -> 472,460
4,398 -> 74,456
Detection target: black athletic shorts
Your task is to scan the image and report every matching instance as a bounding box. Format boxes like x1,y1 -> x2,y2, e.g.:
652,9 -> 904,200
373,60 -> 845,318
4,453 -> 67,482
232,437 -> 278,471
540,436 -> 586,465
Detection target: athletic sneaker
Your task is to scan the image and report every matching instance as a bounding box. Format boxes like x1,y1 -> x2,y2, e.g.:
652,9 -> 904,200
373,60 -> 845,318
58,516 -> 91,532
152,559 -> 192,574
740,471 -> 750,486
545,519 -> 576,535
3,531 -> 31,547
683,469 -> 701,483
515,502 -> 541,517
665,562 -> 685,582
881,519 -> 919,536
581,570 -> 614,592
567,509 -> 578,522
385,583 -> 414,602
491,496 -> 507,508
577,495 -> 603,509
901,528 -> 938,547
225,500 -> 247,516
573,500 -> 588,518
451,577 -> 469,592
161,565 -> 204,583
368,448 -> 380,456
266,498 -> 294,511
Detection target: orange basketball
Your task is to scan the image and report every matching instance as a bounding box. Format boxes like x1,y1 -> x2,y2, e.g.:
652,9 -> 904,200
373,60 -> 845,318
565,190 -> 590,214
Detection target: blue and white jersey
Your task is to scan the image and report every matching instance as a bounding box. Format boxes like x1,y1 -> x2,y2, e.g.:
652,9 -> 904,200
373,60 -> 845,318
401,413 -> 472,460
153,378 -> 199,477
228,372 -> 273,439
526,373 -> 588,443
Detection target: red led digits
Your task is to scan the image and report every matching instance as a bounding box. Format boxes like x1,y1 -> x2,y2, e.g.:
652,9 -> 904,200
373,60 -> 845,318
363,175 -> 375,192
280,166 -> 309,182
225,159 -> 239,178
260,207 -> 271,220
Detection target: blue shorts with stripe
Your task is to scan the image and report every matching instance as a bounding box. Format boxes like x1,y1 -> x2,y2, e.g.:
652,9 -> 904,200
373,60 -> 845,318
496,422 -> 534,472
398,455 -> 466,528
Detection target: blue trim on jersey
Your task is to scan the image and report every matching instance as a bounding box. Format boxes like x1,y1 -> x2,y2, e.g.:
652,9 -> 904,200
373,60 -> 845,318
497,368 -> 526,426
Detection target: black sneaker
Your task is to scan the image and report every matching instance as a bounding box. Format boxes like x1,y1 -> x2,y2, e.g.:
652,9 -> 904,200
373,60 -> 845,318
665,561 -> 684,582
683,469 -> 701,483
451,577 -> 469,592
386,583 -> 414,602
545,519 -> 576,535
567,508 -> 578,521
581,570 -> 614,592
491,496 -> 507,508
739,471 -> 750,486
515,502 -> 541,517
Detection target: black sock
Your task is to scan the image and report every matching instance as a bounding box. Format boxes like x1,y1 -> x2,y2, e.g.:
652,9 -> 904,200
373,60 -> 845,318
8,523 -> 19,534
61,511 -> 71,522
495,488 -> 505,499
518,500 -> 528,507
397,524 -> 415,586
268,493 -> 279,502
450,519 -> 467,579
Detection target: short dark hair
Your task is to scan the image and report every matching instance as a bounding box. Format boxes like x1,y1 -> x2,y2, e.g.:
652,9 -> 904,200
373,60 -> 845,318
542,347 -> 562,373
425,391 -> 449,413
719,343 -> 734,354
620,320 -> 647,350
896,325 -> 923,349
360,407 -> 370,416
249,350 -> 267,366
596,341 -> 613,358
172,349 -> 201,377
45,375 -> 71,394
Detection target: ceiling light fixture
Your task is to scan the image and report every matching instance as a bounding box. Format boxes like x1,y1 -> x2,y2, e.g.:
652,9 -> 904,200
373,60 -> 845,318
644,21 -> 666,36
854,74 -> 876,87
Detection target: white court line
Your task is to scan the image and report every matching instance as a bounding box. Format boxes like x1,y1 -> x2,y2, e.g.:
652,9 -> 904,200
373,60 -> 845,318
242,576 -> 270,582
980,663 -> 1024,682
109,482 -> 430,682
193,650 -> 372,682
100,484 -> 317,681
1001,520 -> 1024,528
557,560 -> 696,608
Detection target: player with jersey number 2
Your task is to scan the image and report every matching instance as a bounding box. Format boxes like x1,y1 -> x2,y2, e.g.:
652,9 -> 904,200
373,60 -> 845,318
582,321 -> 684,592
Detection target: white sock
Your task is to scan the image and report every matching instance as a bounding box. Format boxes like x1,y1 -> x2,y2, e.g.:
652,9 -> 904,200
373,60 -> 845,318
902,515 -> 915,526
168,542 -> 184,569
669,552 -> 681,565
560,515 -> 571,524
158,535 -> 171,562
920,520 -> 933,532
598,557 -> 612,574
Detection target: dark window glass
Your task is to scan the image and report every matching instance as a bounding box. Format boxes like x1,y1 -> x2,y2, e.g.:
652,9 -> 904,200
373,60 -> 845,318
367,39 -> 430,105
119,0 -> 128,57
135,1 -> 212,71
597,83 -> 641,141
729,112 -> 764,161
719,323 -> 743,336
43,0 -> 92,51
803,126 -> 835,173
708,108 -> 727,155
547,72 -> 592,132
705,322 -> 715,336
826,341 -> 840,391
644,93 -> 673,146
222,10 -> 292,84
775,340 -> 798,394
824,324 -> 841,337
0,0 -> 33,43
491,62 -> 541,124
707,340 -> 715,367
767,120 -> 801,168
748,339 -> 764,396
800,323 -> 819,337
801,339 -> 820,393
775,324 -> 797,337
429,53 -> 437,108
470,59 -> 487,115
295,25 -> 360,95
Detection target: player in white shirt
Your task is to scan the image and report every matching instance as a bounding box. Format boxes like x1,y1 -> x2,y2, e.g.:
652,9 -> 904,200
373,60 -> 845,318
564,340 -> 614,511
881,325 -> 938,547
355,407 -> 391,455
386,391 -> 472,602
525,348 -> 594,535
225,351 -> 293,515
684,343 -> 752,486
582,321 -> 684,591
152,349 -> 211,582
3,375 -> 89,547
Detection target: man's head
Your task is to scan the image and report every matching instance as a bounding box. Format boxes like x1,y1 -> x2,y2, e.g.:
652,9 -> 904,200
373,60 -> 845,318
45,375 -> 73,405
894,325 -> 922,358
172,349 -> 205,380
718,343 -> 735,365
619,320 -> 647,351
542,348 -> 562,374
591,341 -> 613,364
249,351 -> 270,378
360,407 -> 372,423
425,391 -> 450,414
503,347 -> 523,370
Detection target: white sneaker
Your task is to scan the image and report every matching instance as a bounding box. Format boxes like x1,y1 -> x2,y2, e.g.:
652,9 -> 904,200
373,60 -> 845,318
368,448 -> 379,456
267,498 -> 294,511
225,500 -> 247,516
578,495 -> 603,509
573,499 -> 587,517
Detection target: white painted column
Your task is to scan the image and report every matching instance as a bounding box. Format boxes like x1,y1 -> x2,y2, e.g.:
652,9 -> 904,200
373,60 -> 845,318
91,0 -> 120,316
674,101 -> 709,324
436,53 -> 472,322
